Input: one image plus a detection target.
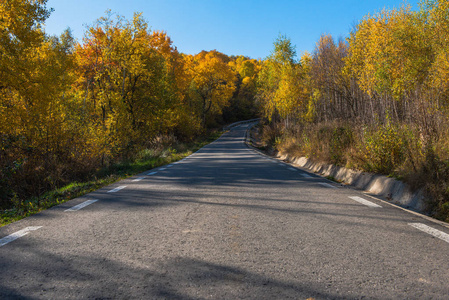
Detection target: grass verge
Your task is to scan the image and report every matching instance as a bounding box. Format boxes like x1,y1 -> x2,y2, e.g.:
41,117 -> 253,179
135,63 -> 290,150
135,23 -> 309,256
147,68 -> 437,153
0,131 -> 223,227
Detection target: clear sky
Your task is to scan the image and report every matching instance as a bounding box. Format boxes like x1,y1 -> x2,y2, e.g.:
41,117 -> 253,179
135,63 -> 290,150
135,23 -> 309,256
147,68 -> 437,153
44,0 -> 419,59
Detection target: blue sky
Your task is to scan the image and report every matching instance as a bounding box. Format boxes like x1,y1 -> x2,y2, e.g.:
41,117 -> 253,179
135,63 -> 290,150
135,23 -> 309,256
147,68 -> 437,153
44,0 -> 419,59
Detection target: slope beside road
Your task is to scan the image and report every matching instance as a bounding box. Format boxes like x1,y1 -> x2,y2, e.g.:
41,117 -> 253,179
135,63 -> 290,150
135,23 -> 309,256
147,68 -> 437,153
1,123 -> 449,299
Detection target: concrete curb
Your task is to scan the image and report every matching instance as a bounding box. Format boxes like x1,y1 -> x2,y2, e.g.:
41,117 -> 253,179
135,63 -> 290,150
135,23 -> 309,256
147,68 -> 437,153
277,154 -> 426,212
244,124 -> 426,213
244,125 -> 449,228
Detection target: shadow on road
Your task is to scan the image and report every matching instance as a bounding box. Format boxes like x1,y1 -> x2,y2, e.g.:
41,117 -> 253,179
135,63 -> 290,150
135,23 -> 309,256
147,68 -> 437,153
0,249 -> 350,299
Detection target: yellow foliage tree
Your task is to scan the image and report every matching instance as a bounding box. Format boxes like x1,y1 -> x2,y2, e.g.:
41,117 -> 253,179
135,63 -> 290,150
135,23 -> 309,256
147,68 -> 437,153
346,6 -> 432,100
186,51 -> 237,126
74,12 -> 183,157
257,34 -> 311,125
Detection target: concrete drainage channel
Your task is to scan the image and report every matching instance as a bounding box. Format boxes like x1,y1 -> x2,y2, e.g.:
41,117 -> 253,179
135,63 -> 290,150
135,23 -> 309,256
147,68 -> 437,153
244,122 -> 449,228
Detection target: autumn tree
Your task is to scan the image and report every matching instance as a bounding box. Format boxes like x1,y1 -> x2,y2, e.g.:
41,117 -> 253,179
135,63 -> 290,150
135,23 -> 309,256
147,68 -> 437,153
0,6 -> 257,210
186,50 -> 237,127
148,31 -> 202,139
0,1 -> 85,203
257,34 -> 311,126
74,12 -> 185,158
340,4 -> 445,150
222,56 -> 261,123
421,0 -> 449,113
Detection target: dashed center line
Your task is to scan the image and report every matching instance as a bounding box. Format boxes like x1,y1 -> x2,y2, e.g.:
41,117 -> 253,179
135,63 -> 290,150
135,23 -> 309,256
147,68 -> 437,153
0,226 -> 42,247
65,199 -> 98,212
166,164 -> 174,168
132,177 -> 145,182
409,223 -> 449,244
107,186 -> 127,193
349,196 -> 382,208
318,182 -> 337,189
159,167 -> 167,171
147,171 -> 158,175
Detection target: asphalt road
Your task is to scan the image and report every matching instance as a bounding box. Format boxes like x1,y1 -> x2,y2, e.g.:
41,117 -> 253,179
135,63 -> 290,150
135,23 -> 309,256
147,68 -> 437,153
1,123 -> 449,299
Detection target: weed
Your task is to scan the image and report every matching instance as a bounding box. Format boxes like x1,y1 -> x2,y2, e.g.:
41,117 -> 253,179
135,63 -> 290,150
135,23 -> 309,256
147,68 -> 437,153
326,176 -> 338,182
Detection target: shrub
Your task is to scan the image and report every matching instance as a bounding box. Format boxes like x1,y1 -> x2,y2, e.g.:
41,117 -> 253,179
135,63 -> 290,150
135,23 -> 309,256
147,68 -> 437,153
362,123 -> 406,174
411,149 -> 449,221
329,126 -> 354,165
259,122 -> 283,149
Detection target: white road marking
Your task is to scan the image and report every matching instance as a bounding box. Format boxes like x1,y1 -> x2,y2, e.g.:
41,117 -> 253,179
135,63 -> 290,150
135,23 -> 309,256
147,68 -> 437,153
349,196 -> 382,208
409,223 -> 449,244
159,167 -> 167,171
166,164 -> 174,168
107,186 -> 127,193
147,171 -> 158,175
65,199 -> 98,212
132,177 -> 145,182
300,173 -> 312,178
288,167 -> 297,171
318,182 -> 337,189
0,226 -> 42,247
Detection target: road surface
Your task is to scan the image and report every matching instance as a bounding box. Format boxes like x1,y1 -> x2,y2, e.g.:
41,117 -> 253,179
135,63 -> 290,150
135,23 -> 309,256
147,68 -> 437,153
1,123 -> 449,299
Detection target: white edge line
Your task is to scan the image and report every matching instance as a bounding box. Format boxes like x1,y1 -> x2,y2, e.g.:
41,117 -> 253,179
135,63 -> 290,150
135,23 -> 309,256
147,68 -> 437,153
249,138 -> 449,229
301,173 -> 312,178
318,182 -> 337,189
349,196 -> 382,208
0,226 -> 42,247
288,167 -> 297,171
409,223 -> 449,244
65,199 -> 98,212
107,186 -> 127,193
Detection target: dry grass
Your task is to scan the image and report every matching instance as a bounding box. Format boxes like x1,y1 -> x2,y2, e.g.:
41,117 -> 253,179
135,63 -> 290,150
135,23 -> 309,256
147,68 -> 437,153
259,120 -> 449,222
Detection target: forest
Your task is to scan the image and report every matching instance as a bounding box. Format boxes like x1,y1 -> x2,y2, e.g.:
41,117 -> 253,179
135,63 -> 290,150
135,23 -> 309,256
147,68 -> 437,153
0,1 -> 259,219
1,0 -> 449,221
257,1 -> 449,221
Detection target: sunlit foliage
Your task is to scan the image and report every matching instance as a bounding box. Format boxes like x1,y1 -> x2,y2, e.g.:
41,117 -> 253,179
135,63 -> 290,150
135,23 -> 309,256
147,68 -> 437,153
257,1 -> 449,220
0,5 -> 243,207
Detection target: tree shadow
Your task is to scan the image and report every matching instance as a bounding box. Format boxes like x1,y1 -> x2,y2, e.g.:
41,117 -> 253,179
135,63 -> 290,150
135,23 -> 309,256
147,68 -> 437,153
0,249 -> 351,299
